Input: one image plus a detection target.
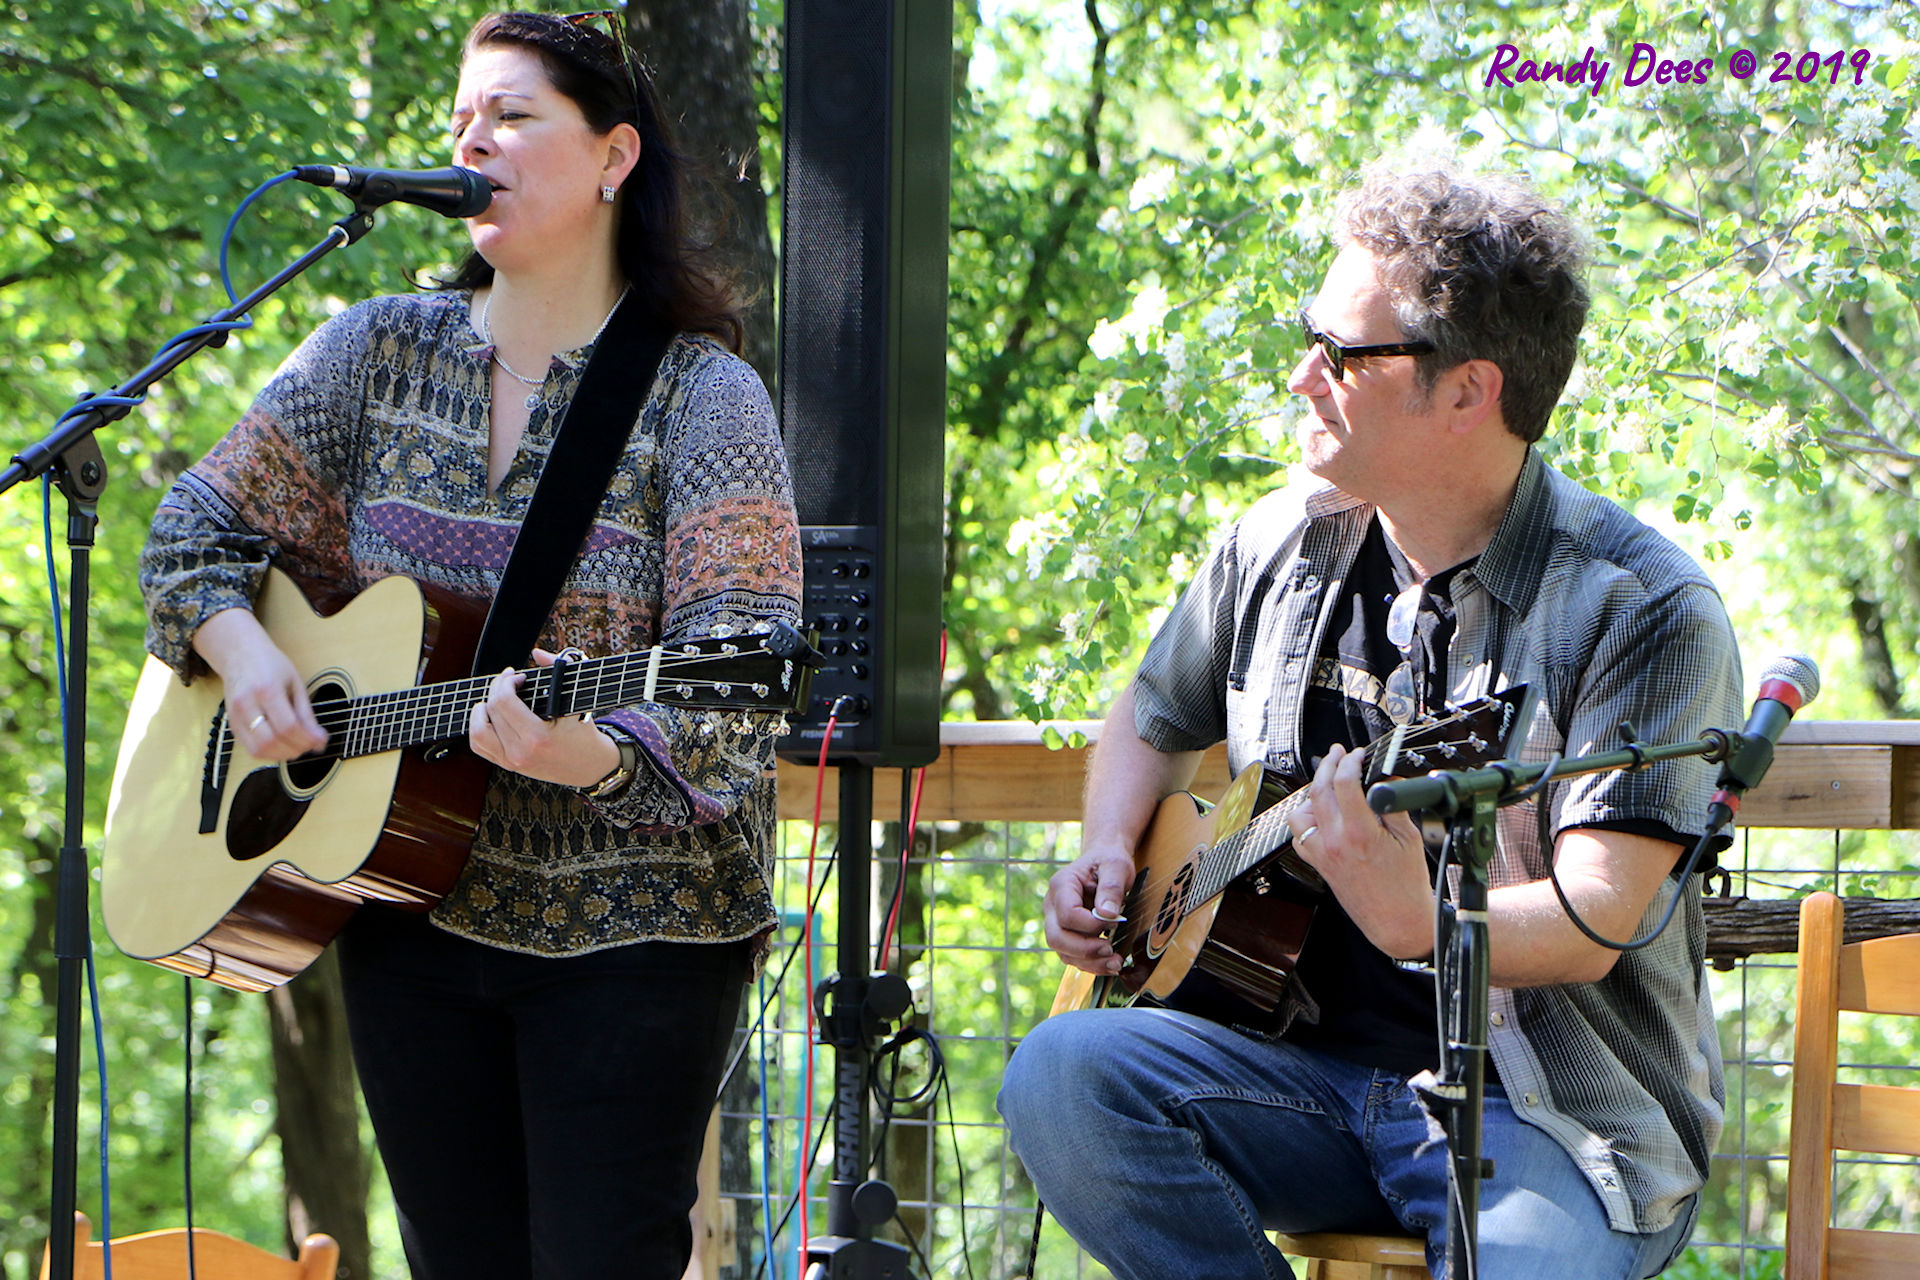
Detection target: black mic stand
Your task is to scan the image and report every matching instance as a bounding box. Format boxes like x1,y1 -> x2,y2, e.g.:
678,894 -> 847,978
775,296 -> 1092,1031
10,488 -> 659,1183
802,763 -> 916,1280
1369,729 -> 1740,1280
3,205 -> 378,1280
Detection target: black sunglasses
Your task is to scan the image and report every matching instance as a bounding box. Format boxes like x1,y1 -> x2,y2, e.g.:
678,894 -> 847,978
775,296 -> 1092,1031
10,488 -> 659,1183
1299,311 -> 1435,381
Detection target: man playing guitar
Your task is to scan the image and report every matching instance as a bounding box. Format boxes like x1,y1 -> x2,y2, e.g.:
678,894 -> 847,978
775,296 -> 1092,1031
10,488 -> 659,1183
998,162 -> 1742,1280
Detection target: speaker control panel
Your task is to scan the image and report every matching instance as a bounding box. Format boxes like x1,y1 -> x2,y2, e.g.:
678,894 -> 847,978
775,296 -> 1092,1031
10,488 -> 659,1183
782,525 -> 885,752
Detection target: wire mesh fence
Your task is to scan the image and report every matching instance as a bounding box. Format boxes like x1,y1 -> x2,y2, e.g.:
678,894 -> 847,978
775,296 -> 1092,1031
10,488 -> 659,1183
706,814 -> 1920,1280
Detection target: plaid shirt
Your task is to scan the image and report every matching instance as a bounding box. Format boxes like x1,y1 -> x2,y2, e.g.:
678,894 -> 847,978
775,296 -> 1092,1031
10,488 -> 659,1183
1133,448 -> 1741,1234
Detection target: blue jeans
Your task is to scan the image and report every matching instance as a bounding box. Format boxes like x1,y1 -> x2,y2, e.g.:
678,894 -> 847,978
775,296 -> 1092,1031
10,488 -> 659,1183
997,1008 -> 1696,1280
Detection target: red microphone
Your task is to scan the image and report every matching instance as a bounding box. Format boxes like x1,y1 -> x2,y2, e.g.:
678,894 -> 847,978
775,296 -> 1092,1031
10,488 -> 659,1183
1710,654 -> 1820,820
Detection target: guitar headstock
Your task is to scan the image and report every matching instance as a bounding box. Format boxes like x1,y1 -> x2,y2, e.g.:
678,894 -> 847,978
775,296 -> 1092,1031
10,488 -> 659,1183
1366,685 -> 1535,783
646,624 -> 821,713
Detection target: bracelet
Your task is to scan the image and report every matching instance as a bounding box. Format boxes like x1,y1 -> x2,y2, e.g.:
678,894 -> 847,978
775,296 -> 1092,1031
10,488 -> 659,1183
583,729 -> 639,801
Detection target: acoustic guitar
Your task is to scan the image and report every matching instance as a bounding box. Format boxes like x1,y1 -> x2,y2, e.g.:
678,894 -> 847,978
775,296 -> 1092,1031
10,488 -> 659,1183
102,567 -> 816,993
1051,688 -> 1533,1031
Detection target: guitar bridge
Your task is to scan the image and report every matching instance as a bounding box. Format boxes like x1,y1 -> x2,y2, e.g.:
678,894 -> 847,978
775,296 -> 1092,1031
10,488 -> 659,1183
200,710 -> 231,835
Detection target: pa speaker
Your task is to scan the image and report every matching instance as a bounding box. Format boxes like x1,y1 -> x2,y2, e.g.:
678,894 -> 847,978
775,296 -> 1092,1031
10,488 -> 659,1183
776,0 -> 950,767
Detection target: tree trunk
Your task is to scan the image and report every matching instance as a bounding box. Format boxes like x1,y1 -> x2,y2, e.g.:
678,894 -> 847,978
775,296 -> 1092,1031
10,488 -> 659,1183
1703,895 -> 1920,966
626,0 -> 778,389
8,833 -> 61,1280
625,9 -> 777,1272
269,951 -> 371,1280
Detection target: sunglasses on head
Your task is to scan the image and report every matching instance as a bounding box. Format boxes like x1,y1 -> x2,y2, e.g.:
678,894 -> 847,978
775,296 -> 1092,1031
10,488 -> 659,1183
1299,311 -> 1435,381
559,9 -> 641,107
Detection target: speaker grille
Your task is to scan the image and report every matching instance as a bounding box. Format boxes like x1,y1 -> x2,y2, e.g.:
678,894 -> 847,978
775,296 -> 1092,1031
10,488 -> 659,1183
776,0 -> 949,766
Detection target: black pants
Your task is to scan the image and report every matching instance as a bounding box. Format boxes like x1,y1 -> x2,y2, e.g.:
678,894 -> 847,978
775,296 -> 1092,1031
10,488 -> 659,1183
337,907 -> 750,1280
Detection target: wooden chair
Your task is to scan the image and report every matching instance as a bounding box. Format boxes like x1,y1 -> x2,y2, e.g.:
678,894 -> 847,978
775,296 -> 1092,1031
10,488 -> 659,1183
1273,1231 -> 1431,1279
1787,891 -> 1920,1278
40,1212 -> 339,1280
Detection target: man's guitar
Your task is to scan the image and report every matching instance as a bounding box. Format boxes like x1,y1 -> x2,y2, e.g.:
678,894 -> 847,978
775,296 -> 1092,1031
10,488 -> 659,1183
1051,688 -> 1533,1031
102,567 -> 817,993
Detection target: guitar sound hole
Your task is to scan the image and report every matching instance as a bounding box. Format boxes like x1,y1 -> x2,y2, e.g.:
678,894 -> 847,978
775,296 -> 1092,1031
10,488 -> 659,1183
284,677 -> 347,790
285,754 -> 332,790
1146,864 -> 1194,957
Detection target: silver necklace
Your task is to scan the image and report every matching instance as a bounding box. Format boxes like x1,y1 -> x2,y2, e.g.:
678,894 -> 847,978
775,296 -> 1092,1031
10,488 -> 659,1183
480,285 -> 629,411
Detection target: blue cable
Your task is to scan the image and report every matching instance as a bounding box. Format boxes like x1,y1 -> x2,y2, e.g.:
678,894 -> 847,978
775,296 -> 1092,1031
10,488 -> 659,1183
45,475 -> 110,1276
52,170 -> 291,438
38,166 -> 297,1279
757,969 -> 778,1276
41,476 -> 66,707
88,955 -> 113,1280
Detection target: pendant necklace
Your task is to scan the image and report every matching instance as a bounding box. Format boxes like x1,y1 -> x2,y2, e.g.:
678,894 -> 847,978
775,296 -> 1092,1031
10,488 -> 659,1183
480,284 -> 629,411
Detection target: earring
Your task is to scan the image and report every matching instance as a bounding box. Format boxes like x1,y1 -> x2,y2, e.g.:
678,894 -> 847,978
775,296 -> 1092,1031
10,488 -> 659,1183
601,185 -> 617,204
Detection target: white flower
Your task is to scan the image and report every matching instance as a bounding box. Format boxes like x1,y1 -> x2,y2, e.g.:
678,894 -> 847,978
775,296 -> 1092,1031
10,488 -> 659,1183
1835,100 -> 1887,146
1088,318 -> 1127,360
1201,304 -> 1238,341
1128,164 -> 1177,211
1717,319 -> 1766,377
1234,380 -> 1276,421
1164,331 -> 1188,374
1806,250 -> 1854,292
1159,373 -> 1184,413
1009,514 -> 1068,580
1875,168 -> 1920,210
1613,411 -> 1651,455
1067,549 -> 1102,581
1120,432 -> 1150,463
1093,387 -> 1119,425
1743,404 -> 1794,452
1903,112 -> 1920,150
1794,140 -> 1859,192
1096,206 -> 1123,235
1118,280 -> 1172,353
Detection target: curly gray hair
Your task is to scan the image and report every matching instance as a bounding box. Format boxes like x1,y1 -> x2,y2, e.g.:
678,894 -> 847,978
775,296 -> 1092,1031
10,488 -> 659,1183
1337,163 -> 1589,444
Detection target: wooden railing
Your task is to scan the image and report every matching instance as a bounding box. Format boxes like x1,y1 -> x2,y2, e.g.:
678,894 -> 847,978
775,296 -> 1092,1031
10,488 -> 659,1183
777,719 -> 1920,958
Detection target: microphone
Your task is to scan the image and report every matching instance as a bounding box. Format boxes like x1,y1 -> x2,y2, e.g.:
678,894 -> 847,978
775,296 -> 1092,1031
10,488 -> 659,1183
292,165 -> 491,218
1711,653 -> 1820,819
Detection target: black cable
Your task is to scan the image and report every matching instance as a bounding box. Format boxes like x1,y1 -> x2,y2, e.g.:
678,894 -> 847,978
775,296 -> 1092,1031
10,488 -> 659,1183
932,1059 -> 980,1280
1532,761 -> 1726,952
716,845 -> 840,1100
1020,1198 -> 1046,1280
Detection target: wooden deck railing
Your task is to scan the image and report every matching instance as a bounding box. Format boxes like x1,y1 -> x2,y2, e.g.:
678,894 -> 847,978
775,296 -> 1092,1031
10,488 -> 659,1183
776,720 -> 1920,959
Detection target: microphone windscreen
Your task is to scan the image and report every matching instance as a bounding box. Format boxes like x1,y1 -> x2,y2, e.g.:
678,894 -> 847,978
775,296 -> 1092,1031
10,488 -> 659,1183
1756,653 -> 1820,708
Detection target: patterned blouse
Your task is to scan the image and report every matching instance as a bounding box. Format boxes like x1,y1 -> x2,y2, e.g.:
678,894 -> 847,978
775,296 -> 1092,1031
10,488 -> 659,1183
140,290 -> 803,957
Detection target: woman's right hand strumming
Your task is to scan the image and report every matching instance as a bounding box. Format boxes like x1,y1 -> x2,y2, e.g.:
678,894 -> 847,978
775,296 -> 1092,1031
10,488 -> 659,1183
191,607 -> 329,761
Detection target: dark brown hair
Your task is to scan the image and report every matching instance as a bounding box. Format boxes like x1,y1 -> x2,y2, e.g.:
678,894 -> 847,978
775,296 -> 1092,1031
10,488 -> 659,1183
440,11 -> 745,353
1338,163 -> 1589,444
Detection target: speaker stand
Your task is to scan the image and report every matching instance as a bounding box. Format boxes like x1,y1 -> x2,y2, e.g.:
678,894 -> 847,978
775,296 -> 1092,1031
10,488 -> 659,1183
802,763 -> 916,1280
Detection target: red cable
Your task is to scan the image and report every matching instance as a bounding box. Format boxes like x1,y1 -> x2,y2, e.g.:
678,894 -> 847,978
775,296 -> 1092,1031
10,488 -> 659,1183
877,629 -> 947,973
796,702 -> 842,1268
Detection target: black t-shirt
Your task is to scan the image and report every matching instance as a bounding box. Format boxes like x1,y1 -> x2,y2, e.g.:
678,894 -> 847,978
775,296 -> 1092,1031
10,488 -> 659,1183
1277,519 -> 1689,1073
1283,519 -> 1463,1074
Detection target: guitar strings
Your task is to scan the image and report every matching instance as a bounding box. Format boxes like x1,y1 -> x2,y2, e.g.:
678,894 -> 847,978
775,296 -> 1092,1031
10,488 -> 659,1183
1123,702 -> 1500,928
228,646 -> 785,763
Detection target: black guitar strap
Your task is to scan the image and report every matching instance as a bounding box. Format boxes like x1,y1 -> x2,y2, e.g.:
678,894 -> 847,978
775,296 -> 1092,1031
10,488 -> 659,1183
472,294 -> 673,676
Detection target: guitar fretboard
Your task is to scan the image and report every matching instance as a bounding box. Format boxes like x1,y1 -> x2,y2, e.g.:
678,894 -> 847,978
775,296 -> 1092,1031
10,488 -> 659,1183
1178,701 -> 1509,911
219,643 -> 790,769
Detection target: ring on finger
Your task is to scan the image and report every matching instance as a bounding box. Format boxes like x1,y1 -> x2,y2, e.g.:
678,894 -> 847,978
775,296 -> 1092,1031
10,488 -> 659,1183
249,713 -> 268,730
1296,824 -> 1318,845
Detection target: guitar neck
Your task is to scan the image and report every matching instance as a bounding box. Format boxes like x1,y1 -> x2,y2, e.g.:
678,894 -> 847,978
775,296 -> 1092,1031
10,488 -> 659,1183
1190,725 -> 1418,904
314,646 -> 777,762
